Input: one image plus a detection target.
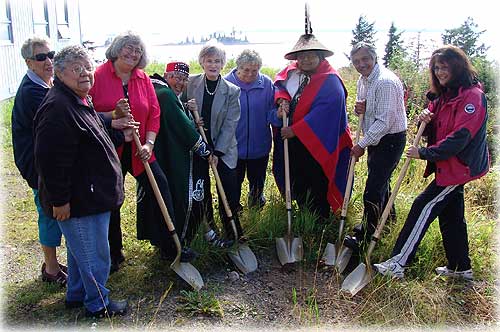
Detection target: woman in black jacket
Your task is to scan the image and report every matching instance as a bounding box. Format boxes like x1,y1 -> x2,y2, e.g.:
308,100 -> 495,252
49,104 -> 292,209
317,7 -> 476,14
34,45 -> 127,318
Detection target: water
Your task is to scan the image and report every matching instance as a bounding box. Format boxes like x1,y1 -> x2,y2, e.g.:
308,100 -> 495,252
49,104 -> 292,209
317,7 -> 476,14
91,30 -> 444,71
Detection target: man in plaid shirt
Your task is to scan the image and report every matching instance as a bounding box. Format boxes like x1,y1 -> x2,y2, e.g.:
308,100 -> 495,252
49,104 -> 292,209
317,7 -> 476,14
343,42 -> 408,254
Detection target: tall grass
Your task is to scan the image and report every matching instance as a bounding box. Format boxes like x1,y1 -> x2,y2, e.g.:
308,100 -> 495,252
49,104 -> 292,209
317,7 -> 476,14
1,57 -> 497,328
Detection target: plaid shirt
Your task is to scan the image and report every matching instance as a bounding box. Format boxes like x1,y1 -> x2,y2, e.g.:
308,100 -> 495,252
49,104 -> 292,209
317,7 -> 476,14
357,63 -> 407,148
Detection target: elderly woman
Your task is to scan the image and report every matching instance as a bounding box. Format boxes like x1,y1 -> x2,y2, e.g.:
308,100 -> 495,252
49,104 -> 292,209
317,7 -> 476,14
184,43 -> 243,244
224,50 -> 276,210
90,31 -> 178,270
34,45 -> 127,317
11,36 -> 68,285
149,62 -> 214,257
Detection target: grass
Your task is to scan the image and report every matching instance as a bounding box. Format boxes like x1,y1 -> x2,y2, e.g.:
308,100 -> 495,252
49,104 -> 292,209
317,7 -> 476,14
1,69 -> 498,330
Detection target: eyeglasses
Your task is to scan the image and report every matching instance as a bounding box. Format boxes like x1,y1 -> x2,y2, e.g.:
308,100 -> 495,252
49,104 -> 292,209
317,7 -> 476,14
70,64 -> 94,75
30,51 -> 55,61
124,44 -> 144,56
433,64 -> 450,73
173,75 -> 189,84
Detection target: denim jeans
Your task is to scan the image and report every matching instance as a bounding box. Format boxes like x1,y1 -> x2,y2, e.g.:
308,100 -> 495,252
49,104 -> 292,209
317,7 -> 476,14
57,212 -> 111,312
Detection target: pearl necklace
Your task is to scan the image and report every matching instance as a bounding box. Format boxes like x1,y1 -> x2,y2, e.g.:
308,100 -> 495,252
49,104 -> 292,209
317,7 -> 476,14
204,75 -> 220,96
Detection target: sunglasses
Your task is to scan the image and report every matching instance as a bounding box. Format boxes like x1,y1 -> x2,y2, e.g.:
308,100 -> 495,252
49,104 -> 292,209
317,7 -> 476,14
30,51 -> 56,61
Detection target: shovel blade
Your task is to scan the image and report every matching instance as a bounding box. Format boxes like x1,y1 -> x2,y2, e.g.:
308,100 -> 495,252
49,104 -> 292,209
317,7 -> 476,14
275,237 -> 303,265
340,263 -> 374,296
228,243 -> 258,274
171,261 -> 204,291
335,246 -> 353,274
322,242 -> 336,266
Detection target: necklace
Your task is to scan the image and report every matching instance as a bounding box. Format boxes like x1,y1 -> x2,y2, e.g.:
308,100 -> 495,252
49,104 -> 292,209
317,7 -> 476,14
204,75 -> 220,96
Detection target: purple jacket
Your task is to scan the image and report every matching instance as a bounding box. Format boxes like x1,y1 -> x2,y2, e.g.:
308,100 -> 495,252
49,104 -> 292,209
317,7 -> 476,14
225,69 -> 276,159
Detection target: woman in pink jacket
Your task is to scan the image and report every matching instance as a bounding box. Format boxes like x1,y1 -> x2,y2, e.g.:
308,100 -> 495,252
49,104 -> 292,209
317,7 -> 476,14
374,45 -> 489,281
90,31 -> 187,272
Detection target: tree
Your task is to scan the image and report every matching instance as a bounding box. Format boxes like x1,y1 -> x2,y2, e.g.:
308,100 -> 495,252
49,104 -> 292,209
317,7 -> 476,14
441,17 -> 489,58
351,15 -> 376,46
383,22 -> 405,67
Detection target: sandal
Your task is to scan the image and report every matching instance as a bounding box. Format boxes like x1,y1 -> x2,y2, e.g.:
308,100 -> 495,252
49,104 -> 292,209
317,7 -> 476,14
41,262 -> 67,286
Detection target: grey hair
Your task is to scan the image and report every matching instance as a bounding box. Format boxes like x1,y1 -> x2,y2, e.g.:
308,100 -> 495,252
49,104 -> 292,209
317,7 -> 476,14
53,45 -> 91,74
236,49 -> 262,69
198,43 -> 226,67
105,31 -> 149,69
20,36 -> 50,60
350,42 -> 378,62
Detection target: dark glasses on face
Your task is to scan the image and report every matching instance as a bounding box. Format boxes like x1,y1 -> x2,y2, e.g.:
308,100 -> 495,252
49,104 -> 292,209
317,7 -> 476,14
31,51 -> 55,61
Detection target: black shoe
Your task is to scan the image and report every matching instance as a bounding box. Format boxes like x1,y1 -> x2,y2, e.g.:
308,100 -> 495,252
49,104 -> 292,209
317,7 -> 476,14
110,250 -> 125,274
85,299 -> 128,318
180,247 -> 198,263
205,229 -> 234,248
65,300 -> 84,309
343,235 -> 361,253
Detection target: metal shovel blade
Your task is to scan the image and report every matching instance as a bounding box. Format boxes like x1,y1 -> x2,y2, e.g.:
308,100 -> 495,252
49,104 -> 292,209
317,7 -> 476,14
340,262 -> 374,296
171,260 -> 204,291
228,243 -> 258,274
321,242 -> 336,266
275,236 -> 303,266
335,246 -> 353,274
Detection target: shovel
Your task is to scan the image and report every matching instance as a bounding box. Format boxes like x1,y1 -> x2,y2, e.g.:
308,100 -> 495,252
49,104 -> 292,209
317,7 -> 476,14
341,121 -> 427,296
275,112 -> 303,265
322,114 -> 364,270
132,131 -> 204,291
191,110 -> 258,274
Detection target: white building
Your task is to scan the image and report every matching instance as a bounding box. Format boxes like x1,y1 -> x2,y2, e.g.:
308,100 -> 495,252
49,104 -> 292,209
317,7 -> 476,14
0,0 -> 81,100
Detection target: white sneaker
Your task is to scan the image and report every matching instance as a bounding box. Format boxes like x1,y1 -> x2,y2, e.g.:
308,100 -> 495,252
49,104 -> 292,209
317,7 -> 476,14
435,266 -> 473,281
374,259 -> 405,279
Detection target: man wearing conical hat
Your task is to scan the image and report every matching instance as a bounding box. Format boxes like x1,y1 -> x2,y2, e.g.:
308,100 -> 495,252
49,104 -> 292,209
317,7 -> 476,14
273,7 -> 352,222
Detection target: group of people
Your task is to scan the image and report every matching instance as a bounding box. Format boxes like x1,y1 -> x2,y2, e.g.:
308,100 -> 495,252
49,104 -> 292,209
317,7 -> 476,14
11,24 -> 489,318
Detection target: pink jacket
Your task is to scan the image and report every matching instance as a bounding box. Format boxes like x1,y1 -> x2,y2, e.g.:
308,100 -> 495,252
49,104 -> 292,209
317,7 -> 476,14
421,85 -> 489,186
90,60 -> 160,176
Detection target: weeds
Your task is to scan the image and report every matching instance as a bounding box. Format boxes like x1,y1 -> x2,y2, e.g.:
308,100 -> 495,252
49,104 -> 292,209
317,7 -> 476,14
1,65 -> 498,329
176,290 -> 223,318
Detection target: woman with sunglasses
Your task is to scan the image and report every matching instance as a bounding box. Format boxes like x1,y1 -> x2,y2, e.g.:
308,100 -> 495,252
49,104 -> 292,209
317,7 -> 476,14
11,36 -> 68,286
90,31 -> 181,271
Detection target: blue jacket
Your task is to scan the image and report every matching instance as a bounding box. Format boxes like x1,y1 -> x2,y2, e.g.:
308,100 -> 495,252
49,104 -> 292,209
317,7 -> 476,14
12,72 -> 50,189
225,68 -> 276,159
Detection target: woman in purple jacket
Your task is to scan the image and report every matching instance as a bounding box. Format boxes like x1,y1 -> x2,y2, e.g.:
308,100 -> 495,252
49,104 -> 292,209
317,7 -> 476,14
224,50 -> 276,210
374,45 -> 489,281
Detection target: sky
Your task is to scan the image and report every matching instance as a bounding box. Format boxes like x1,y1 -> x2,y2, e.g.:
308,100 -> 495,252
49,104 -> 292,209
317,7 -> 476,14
79,0 -> 499,67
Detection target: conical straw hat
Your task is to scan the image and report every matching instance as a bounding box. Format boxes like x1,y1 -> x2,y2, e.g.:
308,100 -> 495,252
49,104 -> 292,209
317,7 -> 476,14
284,34 -> 334,60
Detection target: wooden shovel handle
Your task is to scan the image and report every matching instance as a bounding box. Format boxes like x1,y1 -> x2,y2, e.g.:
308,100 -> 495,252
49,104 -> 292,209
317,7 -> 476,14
191,110 -> 235,225
282,113 -> 292,210
340,114 -> 364,217
367,121 -> 427,256
132,131 -> 182,253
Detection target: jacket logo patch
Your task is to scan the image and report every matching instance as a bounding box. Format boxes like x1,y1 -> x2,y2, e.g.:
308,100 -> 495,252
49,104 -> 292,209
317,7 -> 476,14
464,104 -> 475,114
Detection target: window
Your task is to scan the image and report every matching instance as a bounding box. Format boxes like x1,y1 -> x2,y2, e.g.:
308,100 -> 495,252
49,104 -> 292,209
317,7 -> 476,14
55,0 -> 70,39
32,0 -> 49,37
0,0 -> 13,43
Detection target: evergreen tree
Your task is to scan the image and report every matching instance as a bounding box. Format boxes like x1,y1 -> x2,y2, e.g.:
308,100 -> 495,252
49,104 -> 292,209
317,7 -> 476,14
441,17 -> 489,58
351,15 -> 376,46
383,22 -> 404,67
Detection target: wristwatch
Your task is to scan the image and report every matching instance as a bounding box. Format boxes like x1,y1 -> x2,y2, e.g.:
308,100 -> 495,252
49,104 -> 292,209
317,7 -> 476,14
147,139 -> 155,146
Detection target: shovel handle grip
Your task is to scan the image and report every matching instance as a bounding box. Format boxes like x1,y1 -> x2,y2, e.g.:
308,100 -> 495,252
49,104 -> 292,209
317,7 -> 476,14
368,121 -> 427,255
132,131 -> 182,253
191,109 -> 237,236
